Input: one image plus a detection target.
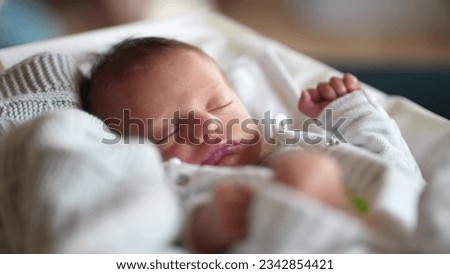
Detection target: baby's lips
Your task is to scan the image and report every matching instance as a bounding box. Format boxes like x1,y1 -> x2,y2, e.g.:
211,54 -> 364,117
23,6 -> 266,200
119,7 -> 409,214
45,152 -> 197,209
201,141 -> 241,166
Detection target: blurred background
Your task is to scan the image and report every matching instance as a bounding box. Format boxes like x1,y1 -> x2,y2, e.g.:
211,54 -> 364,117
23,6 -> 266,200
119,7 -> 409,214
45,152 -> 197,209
0,0 -> 449,119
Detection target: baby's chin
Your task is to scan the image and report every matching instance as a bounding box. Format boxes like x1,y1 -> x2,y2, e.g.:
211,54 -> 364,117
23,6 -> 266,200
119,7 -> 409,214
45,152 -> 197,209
219,145 -> 260,167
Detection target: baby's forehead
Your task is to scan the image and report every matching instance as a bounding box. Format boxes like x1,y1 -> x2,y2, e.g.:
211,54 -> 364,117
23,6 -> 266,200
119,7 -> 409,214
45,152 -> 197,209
110,47 -> 215,78
95,46 -> 230,101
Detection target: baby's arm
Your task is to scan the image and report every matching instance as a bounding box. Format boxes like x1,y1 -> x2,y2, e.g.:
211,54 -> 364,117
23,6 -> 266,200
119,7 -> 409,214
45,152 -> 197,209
298,74 -> 424,235
272,151 -> 344,209
299,74 -> 421,174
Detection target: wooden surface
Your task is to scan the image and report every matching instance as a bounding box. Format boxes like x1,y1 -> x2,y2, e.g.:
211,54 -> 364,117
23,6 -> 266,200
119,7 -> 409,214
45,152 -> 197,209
216,0 -> 450,69
52,0 -> 450,69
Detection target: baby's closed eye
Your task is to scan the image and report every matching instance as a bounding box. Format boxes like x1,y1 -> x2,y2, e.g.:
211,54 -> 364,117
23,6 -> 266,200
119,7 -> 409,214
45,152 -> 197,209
150,120 -> 178,145
156,128 -> 179,144
207,100 -> 234,113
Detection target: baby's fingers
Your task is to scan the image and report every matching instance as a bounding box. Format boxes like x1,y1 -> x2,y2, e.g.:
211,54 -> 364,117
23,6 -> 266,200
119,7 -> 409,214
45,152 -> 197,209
330,77 -> 347,97
299,90 -> 329,118
307,88 -> 322,103
317,82 -> 337,101
343,73 -> 361,92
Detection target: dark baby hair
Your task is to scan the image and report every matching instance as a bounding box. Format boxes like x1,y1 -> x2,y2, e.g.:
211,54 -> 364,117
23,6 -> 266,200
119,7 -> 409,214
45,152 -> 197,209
81,37 -> 203,112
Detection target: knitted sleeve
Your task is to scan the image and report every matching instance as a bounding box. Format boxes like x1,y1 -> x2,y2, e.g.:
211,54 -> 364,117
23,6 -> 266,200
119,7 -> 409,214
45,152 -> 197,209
317,90 -> 425,239
318,90 -> 422,176
0,53 -> 82,135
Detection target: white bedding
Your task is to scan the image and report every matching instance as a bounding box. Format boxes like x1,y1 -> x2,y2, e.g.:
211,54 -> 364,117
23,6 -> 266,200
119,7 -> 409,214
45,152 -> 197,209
0,10 -> 449,253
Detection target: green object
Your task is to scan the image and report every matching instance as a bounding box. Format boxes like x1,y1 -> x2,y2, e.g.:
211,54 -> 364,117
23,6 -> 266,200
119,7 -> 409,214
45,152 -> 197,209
351,196 -> 369,215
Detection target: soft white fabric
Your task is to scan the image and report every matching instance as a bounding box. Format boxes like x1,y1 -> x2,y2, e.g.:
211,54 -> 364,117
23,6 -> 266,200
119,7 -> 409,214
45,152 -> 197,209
0,109 -> 182,253
233,185 -> 375,253
415,153 -> 450,253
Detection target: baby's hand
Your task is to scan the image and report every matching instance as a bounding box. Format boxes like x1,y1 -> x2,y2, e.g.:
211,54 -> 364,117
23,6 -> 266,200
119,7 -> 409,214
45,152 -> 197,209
299,73 -> 362,118
188,184 -> 252,253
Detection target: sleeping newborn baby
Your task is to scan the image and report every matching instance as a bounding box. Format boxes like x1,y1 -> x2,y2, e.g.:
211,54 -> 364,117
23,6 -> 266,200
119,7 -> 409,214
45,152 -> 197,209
82,37 -> 424,253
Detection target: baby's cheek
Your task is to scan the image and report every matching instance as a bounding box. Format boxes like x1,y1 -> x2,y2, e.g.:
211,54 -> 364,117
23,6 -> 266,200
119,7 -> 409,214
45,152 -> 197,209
219,121 -> 238,141
240,144 -> 261,165
244,123 -> 261,144
160,142 -> 210,165
237,122 -> 261,165
158,143 -> 189,162
227,121 -> 258,144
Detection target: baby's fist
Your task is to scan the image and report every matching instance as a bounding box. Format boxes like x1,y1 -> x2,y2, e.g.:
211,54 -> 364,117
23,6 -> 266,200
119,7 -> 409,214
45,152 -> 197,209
299,73 -> 361,118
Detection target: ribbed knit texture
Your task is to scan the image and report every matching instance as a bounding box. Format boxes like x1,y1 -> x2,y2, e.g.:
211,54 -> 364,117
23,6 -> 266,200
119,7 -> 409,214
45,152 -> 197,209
0,53 -> 82,135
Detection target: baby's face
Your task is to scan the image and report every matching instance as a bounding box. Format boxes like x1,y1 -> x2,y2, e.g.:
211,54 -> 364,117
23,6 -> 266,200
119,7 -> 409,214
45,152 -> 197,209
93,49 -> 261,166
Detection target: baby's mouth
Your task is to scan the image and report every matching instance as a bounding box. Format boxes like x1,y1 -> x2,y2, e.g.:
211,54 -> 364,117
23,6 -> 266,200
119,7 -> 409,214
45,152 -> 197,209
201,141 -> 241,166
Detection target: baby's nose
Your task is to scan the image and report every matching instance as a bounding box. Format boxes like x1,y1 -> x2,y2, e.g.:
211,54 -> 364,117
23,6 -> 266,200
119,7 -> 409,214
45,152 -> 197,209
176,111 -> 224,145
201,118 -> 224,145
